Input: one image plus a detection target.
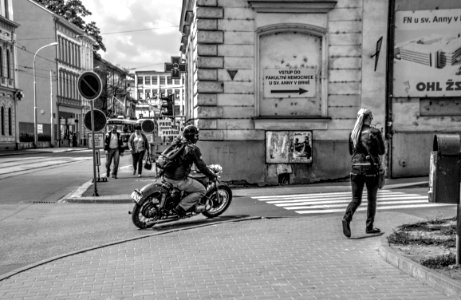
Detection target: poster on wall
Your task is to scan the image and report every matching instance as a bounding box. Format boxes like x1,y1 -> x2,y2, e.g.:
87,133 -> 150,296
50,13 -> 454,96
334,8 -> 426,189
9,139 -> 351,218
266,131 -> 312,164
393,9 -> 461,97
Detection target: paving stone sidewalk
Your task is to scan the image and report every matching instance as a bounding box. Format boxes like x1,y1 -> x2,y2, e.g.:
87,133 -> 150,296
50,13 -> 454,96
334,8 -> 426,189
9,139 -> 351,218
0,212 -> 458,299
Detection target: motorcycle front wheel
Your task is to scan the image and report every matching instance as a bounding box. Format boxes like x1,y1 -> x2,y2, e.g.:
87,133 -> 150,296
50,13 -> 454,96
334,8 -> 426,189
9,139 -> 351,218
131,195 -> 161,229
202,184 -> 232,218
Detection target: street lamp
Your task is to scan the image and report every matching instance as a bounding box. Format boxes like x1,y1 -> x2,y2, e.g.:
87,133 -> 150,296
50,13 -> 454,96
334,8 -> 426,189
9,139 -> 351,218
33,41 -> 58,147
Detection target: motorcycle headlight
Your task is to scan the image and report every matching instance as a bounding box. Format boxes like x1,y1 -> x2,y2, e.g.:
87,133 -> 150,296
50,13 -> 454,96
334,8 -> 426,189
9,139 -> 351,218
208,164 -> 223,175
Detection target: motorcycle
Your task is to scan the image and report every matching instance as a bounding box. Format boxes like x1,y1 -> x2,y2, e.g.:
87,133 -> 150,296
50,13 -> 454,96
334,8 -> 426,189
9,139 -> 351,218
129,164 -> 232,229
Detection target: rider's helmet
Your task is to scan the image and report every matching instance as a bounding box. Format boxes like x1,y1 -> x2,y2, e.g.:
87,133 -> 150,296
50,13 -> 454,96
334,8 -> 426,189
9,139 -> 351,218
183,125 -> 199,143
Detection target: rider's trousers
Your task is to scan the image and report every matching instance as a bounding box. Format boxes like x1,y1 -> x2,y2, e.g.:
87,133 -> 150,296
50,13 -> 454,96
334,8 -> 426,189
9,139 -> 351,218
164,177 -> 206,211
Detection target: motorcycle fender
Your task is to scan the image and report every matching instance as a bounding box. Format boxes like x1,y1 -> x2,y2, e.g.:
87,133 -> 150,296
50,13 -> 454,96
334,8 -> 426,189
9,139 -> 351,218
139,183 -> 166,199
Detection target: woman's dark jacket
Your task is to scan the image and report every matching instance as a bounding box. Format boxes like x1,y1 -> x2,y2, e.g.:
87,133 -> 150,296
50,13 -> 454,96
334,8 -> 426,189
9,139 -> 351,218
349,126 -> 385,165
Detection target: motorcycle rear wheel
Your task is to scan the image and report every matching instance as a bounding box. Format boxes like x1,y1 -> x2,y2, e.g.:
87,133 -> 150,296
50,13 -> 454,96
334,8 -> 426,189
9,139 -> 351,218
132,195 -> 161,229
202,185 -> 232,218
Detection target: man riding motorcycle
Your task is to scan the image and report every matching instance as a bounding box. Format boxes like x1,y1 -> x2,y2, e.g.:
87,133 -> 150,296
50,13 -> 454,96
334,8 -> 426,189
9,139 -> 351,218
163,125 -> 217,217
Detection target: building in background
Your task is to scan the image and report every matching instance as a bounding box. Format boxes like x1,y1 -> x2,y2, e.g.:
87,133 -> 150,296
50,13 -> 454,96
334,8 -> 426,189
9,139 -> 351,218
179,0 -> 461,184
179,0 -> 387,184
93,56 -> 135,120
13,0 -> 95,147
387,0 -> 461,178
0,0 -> 19,150
134,70 -> 185,121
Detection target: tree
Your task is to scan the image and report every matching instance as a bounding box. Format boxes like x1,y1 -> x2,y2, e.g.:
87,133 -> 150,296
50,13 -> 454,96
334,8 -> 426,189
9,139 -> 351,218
33,0 -> 105,52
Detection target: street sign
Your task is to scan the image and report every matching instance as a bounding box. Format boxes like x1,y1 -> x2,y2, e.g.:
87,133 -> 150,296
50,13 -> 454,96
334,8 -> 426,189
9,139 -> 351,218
139,119 -> 156,133
88,133 -> 104,149
84,109 -> 106,131
263,68 -> 316,98
158,119 -> 179,138
78,71 -> 103,101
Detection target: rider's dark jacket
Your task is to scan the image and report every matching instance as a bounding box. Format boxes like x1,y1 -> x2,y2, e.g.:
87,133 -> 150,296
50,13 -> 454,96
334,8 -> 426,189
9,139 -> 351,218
164,138 -> 216,181
349,125 -> 385,165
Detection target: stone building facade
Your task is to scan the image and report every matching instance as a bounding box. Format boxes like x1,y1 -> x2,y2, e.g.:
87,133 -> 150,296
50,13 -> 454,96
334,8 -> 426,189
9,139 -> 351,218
0,0 -> 18,150
179,0 -> 388,184
13,0 -> 95,147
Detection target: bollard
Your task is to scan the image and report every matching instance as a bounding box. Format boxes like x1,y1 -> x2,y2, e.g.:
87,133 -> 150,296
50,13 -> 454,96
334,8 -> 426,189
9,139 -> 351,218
428,134 -> 461,265
428,134 -> 460,204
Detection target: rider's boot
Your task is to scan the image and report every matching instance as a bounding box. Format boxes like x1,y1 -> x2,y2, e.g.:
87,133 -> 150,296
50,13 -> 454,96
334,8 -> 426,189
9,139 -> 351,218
194,204 -> 206,213
173,206 -> 186,218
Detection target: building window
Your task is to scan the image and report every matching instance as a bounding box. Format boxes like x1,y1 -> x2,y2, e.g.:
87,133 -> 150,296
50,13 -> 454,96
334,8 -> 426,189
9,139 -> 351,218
145,76 -> 151,85
1,106 -> 4,135
0,47 -> 3,77
160,76 -> 165,85
258,25 -> 325,117
4,0 -> 9,19
6,49 -> 10,78
8,107 -> 11,135
174,78 -> 180,85
152,75 -> 158,85
137,76 -> 143,85
167,75 -> 172,85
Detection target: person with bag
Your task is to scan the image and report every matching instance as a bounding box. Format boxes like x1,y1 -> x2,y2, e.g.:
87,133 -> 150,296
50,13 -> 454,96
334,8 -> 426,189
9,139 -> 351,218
104,125 -> 123,179
342,108 -> 385,238
163,125 -> 217,217
128,125 -> 149,177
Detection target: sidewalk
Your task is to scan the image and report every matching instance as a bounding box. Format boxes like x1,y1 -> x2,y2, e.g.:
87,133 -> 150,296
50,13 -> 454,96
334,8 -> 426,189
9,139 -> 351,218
0,211 -> 458,299
0,146 -> 90,156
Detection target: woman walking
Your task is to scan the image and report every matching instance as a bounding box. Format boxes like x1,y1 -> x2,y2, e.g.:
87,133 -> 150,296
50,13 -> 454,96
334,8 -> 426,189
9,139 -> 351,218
342,108 -> 385,238
128,125 -> 149,177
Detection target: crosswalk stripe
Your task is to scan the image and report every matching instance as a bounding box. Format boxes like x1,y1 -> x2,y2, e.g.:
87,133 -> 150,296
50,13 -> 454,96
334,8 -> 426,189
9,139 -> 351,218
254,190 -> 411,200
295,204 -> 453,214
266,195 -> 425,204
275,199 -> 429,208
251,190 -> 453,215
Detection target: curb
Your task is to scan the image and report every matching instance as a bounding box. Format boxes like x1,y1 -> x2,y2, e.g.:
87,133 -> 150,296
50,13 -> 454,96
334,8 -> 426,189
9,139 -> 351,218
0,216 -> 263,283
379,235 -> 461,298
64,195 -> 132,203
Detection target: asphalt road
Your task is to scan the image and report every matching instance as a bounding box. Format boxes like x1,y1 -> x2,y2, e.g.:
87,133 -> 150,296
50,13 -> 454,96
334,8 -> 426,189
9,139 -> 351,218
0,150 -> 457,278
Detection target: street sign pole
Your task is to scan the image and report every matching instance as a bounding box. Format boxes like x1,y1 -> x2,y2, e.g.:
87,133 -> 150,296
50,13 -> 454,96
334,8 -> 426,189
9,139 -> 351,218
90,100 -> 98,196
78,71 -> 103,197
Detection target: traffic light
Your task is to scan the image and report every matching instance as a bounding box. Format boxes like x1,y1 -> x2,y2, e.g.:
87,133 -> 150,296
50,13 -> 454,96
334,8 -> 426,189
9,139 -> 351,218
160,94 -> 174,116
171,56 -> 181,79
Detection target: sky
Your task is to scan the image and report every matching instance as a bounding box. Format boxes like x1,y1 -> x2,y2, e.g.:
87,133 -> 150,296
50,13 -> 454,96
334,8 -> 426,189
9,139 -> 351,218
82,0 -> 183,72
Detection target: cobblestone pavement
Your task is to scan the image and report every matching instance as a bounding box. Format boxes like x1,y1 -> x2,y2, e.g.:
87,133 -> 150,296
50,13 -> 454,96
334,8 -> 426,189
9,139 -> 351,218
0,212 -> 457,299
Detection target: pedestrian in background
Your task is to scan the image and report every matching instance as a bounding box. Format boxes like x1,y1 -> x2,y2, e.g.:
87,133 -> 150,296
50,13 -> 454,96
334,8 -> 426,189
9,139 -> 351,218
128,125 -> 149,177
342,108 -> 385,238
104,125 -> 123,179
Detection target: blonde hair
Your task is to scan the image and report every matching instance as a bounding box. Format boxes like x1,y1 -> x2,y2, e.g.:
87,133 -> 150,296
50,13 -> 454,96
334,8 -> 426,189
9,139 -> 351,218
351,108 -> 373,148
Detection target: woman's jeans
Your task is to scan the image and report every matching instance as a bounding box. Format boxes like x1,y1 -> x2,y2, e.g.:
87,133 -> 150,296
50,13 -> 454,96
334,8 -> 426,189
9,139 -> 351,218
343,165 -> 379,230
131,150 -> 145,175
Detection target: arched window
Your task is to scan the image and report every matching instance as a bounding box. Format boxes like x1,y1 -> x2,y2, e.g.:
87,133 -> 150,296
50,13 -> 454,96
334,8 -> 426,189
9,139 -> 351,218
8,107 -> 11,135
1,106 -> 4,135
257,24 -> 327,117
